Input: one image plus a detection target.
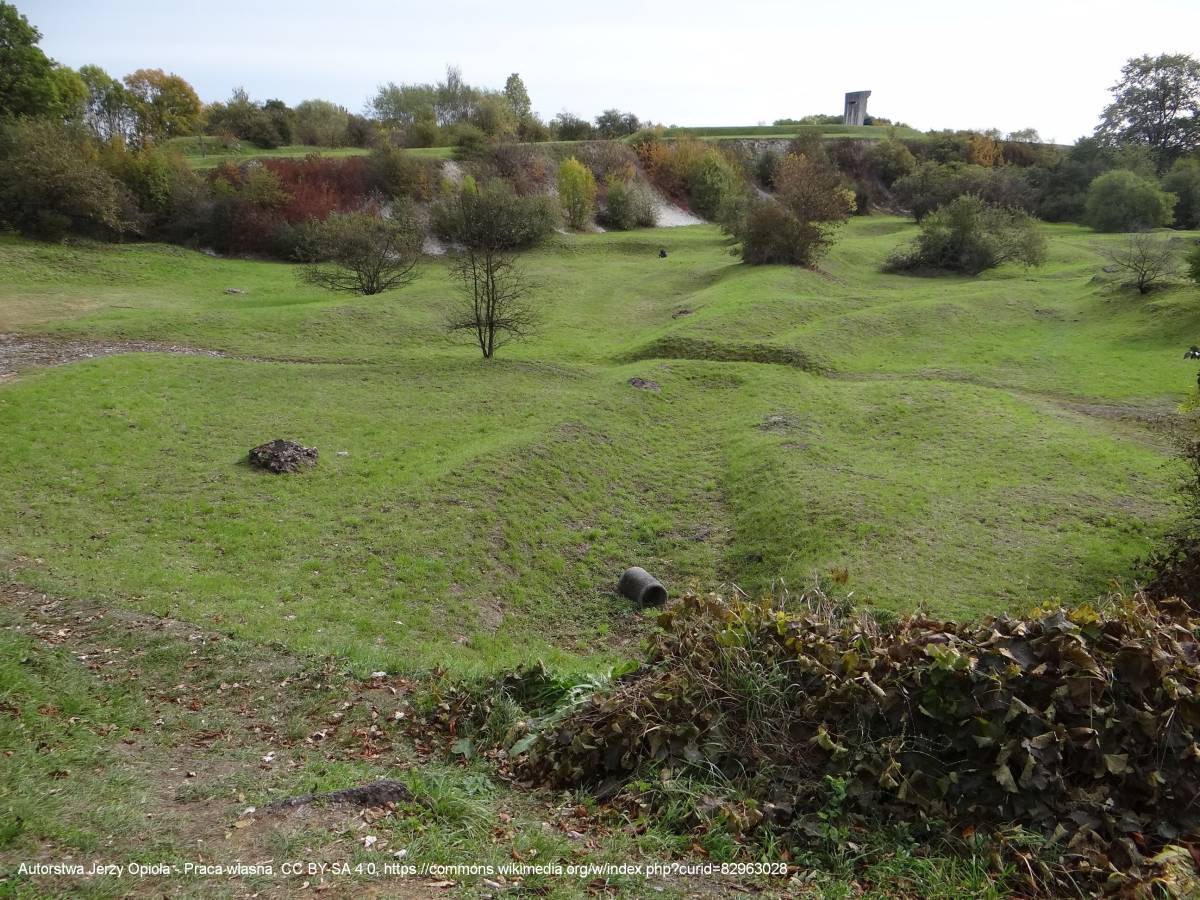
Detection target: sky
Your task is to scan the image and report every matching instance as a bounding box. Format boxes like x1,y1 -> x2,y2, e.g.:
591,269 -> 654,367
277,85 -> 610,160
22,0 -> 1200,143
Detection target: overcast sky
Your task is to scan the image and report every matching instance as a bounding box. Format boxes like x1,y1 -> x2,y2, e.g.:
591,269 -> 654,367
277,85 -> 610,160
22,0 -> 1200,142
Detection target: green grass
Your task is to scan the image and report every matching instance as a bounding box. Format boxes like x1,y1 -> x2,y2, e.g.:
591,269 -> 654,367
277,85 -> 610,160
0,588 -> 1004,898
0,220 -> 1196,680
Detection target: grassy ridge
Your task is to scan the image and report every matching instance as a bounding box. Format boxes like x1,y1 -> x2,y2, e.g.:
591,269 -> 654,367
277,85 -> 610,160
164,136 -> 449,170
0,220 -> 1194,677
660,124 -> 925,140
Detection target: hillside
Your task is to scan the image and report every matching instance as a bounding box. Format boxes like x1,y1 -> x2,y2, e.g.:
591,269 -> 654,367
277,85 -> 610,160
1,219 -> 1192,679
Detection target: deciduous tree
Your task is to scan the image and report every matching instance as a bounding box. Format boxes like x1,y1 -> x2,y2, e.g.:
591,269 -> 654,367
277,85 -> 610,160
123,68 -> 203,143
557,156 -> 597,229
1100,232 -> 1180,294
1096,53 -> 1200,169
437,182 -> 555,358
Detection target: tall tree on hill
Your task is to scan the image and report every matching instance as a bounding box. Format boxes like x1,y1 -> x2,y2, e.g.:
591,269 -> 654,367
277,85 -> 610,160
1096,53 -> 1200,169
79,65 -> 134,142
0,3 -> 85,120
503,73 -> 531,122
123,68 -> 203,144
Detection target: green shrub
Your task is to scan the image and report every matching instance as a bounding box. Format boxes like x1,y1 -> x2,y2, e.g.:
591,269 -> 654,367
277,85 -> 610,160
432,179 -> 557,250
894,162 -> 1036,221
451,123 -> 487,158
734,200 -> 814,265
599,175 -> 656,230
866,136 -> 917,186
886,194 -> 1046,275
686,149 -> 737,220
1084,169 -> 1176,231
556,156 -> 597,230
1188,244 -> 1200,286
1163,158 -> 1200,229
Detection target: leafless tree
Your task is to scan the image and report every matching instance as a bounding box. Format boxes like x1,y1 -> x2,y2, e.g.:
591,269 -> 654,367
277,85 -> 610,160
446,248 -> 535,358
301,210 -> 422,296
435,182 -> 555,358
1101,232 -> 1180,294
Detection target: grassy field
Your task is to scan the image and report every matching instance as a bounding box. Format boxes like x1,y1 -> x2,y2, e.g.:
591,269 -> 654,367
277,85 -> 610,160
2,217 -> 1196,896
0,220 -> 1194,679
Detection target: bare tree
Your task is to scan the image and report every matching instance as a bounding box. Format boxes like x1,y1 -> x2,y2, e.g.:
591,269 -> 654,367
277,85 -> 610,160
301,210 -> 422,296
447,248 -> 535,358
434,182 -> 555,358
1101,232 -> 1180,294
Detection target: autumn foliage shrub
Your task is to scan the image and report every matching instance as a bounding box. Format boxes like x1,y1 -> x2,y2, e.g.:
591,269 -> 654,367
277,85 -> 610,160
436,591 -> 1200,893
636,136 -> 742,219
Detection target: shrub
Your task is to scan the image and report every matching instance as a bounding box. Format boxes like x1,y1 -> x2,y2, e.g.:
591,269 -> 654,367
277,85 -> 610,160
735,200 -> 814,265
293,99 -> 349,146
369,145 -> 435,201
100,141 -> 209,240
1100,232 -> 1180,293
556,156 -> 597,230
599,175 -> 656,230
432,179 -> 557,250
560,140 -> 637,184
1190,244 -> 1200,286
729,154 -> 855,267
885,194 -> 1047,275
894,162 -> 1036,221
637,137 -> 744,220
686,149 -> 738,220
1084,169 -> 1177,231
451,123 -> 488,158
1163,158 -> 1200,229
866,136 -> 917,186
207,161 -> 291,254
0,119 -> 131,240
487,591 -> 1200,894
299,210 -> 422,296
265,156 -> 371,224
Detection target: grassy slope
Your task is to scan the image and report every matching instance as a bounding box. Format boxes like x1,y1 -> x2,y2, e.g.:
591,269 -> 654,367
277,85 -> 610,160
167,138 -> 449,170
0,221 -> 1195,679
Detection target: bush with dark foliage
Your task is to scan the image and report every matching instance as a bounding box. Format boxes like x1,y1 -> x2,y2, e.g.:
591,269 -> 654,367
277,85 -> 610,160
885,194 -> 1046,275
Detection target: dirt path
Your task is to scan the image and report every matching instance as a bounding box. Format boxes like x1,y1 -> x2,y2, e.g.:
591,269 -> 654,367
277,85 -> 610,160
0,332 -> 237,380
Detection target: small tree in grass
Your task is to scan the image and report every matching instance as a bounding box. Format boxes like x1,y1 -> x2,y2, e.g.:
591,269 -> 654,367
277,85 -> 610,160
1101,232 -> 1179,294
556,156 -> 596,230
436,181 -> 555,358
300,210 -> 422,296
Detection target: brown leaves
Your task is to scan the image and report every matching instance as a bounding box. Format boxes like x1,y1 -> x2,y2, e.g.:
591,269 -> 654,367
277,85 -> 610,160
480,592 -> 1200,892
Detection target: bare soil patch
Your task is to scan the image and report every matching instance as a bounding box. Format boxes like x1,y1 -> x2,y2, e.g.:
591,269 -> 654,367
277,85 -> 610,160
0,332 -> 233,379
